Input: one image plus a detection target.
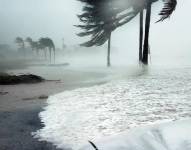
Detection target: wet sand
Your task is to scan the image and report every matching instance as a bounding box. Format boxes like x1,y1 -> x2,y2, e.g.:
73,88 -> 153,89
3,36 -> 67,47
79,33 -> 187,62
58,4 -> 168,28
0,68 -> 107,150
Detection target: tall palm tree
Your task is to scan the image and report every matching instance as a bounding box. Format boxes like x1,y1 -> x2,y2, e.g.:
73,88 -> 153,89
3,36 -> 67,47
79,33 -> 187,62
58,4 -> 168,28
141,0 -> 177,64
76,0 -> 114,67
139,10 -> 144,63
39,38 -> 55,63
107,32 -> 111,67
142,1 -> 152,65
76,0 -> 139,67
77,0 -> 148,66
110,0 -> 177,65
77,0 -> 177,66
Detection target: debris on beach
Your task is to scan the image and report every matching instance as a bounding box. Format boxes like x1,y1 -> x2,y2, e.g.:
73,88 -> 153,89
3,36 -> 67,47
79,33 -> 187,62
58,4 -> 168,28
38,95 -> 49,99
0,73 -> 44,85
22,95 -> 49,101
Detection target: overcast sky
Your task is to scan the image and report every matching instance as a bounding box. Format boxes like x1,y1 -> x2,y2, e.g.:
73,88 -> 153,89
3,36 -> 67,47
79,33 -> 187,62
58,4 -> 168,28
0,0 -> 191,63
0,0 -> 82,48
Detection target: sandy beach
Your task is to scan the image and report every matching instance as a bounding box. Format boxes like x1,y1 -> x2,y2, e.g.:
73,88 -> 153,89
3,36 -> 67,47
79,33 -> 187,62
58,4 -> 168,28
0,65 -> 108,150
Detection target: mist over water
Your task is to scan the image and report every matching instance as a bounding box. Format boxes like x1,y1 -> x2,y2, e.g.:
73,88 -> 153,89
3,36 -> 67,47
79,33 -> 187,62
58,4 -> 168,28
0,0 -> 191,66
34,66 -> 191,149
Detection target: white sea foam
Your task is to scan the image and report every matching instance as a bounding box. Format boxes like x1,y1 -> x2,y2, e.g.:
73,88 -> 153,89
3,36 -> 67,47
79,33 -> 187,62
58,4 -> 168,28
34,67 -> 191,149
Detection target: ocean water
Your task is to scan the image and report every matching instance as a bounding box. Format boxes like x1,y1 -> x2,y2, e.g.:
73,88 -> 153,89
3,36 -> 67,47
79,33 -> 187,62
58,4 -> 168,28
34,66 -> 191,149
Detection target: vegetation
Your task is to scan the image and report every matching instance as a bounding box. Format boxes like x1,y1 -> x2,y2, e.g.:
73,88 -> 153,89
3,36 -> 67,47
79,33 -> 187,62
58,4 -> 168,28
76,0 -> 142,67
89,141 -> 99,150
0,73 -> 44,85
141,0 -> 177,65
76,0 -> 115,67
77,0 -> 177,65
15,37 -> 26,57
16,37 -> 56,63
10,1 -> 177,67
39,38 -> 56,63
26,37 -> 44,57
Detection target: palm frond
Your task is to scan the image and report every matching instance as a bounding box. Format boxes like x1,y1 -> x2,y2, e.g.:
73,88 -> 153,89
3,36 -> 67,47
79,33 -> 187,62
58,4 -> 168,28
157,0 -> 177,22
88,141 -> 99,150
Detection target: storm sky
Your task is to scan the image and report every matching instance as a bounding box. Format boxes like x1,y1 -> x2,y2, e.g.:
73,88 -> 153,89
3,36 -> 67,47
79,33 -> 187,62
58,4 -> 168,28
0,0 -> 191,63
0,0 -> 82,48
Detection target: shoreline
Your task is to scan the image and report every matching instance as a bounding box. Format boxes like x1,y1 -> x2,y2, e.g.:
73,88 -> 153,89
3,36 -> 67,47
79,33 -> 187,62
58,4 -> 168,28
0,79 -> 103,150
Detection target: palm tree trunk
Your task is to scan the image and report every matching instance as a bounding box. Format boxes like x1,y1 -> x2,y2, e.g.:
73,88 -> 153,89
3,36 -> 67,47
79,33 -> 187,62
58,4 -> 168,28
139,11 -> 143,63
142,2 -> 152,65
36,49 -> 39,57
107,32 -> 111,67
53,48 -> 55,64
44,49 -> 47,60
49,47 -> 51,63
22,42 -> 26,58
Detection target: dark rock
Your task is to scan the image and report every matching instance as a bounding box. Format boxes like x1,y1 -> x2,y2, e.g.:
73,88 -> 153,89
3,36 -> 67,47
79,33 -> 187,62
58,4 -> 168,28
0,73 -> 44,85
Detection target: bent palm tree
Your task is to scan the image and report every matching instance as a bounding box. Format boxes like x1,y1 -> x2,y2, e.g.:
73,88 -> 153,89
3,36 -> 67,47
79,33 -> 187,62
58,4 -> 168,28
142,0 -> 177,64
15,37 -> 25,48
26,37 -> 44,58
76,0 -> 116,67
25,37 -> 36,54
76,0 -> 147,66
15,37 -> 26,57
39,38 -> 55,63
76,0 -> 144,67
77,0 -> 177,66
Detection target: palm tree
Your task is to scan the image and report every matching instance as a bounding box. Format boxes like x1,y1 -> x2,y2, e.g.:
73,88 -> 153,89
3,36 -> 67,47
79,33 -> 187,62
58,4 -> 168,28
76,0 -> 147,66
76,0 -> 142,67
125,0 -> 177,65
112,0 -> 177,65
26,37 -> 46,58
142,1 -> 152,65
25,37 -> 35,52
39,38 -> 55,63
107,32 -> 111,67
62,38 -> 66,50
15,37 -> 25,48
35,41 -> 46,58
139,10 -> 144,63
141,0 -> 177,64
15,37 -> 26,57
76,0 -> 114,67
77,0 -> 177,66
